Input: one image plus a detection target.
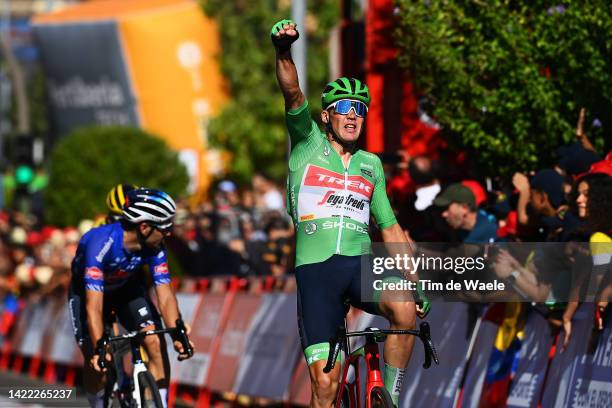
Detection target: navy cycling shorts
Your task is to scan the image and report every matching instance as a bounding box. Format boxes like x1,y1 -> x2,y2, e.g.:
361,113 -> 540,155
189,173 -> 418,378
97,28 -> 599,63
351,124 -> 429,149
68,278 -> 161,349
296,254 -> 409,364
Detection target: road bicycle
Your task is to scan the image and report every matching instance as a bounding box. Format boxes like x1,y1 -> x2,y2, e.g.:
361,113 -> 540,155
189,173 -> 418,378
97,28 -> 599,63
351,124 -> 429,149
95,318 -> 193,408
324,321 -> 439,408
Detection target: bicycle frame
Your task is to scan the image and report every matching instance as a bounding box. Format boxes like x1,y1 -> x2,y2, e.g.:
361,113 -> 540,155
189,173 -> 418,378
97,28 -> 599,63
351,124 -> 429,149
326,322 -> 438,408
335,335 -> 386,408
97,318 -> 193,408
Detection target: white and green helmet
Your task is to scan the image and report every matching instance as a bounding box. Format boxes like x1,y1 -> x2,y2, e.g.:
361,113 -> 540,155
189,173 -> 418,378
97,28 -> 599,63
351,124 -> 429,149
321,77 -> 371,109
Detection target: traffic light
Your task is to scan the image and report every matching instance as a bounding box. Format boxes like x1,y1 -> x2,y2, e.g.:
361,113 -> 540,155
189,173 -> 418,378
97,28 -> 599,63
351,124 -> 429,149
12,134 -> 34,186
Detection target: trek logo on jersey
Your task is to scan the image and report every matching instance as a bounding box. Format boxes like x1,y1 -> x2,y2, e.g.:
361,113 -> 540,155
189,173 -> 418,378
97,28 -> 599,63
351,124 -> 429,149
317,191 -> 366,211
85,267 -> 103,281
154,263 -> 169,276
304,165 -> 374,197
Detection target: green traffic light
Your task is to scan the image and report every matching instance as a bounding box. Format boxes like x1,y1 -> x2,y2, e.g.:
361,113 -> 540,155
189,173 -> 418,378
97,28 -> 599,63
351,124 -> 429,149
15,165 -> 34,185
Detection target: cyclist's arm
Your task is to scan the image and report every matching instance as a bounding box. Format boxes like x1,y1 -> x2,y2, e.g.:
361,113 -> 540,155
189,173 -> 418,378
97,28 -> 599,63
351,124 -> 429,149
275,35 -> 305,110
149,253 -> 180,328
154,283 -> 181,329
371,158 -> 418,274
82,236 -> 109,348
85,289 -> 104,348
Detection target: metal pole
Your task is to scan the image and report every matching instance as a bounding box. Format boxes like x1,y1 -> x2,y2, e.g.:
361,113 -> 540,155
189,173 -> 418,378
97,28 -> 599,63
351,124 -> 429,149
291,0 -> 307,96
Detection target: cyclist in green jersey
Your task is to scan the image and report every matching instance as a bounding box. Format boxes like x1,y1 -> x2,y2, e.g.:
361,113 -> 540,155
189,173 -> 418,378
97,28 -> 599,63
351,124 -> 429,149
272,19 -> 429,408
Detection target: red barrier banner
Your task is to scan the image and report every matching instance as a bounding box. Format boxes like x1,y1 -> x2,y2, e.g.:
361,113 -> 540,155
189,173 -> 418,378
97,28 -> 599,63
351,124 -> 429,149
233,293 -> 300,399
173,292 -> 226,386
14,299 -> 56,357
206,293 -> 262,392
164,292 -> 203,380
42,298 -> 83,365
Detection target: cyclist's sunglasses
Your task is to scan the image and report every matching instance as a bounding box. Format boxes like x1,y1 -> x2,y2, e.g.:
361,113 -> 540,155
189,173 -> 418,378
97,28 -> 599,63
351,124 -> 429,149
327,99 -> 368,118
153,222 -> 173,234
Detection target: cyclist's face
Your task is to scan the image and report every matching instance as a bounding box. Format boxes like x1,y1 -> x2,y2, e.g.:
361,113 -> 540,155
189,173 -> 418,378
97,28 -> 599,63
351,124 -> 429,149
141,223 -> 170,249
322,105 -> 365,144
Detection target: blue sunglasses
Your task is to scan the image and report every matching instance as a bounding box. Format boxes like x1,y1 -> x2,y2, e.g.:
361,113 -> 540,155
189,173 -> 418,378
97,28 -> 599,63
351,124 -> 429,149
327,99 -> 368,118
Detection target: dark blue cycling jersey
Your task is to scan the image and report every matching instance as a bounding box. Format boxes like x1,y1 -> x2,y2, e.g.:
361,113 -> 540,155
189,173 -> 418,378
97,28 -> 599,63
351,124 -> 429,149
71,222 -> 171,292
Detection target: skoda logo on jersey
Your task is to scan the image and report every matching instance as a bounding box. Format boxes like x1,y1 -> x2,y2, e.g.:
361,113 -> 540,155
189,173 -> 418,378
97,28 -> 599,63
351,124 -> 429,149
323,144 -> 330,156
304,222 -> 318,235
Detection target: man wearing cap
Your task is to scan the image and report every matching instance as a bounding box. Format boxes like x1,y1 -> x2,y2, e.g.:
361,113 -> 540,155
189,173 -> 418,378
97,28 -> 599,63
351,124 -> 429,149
434,183 -> 498,243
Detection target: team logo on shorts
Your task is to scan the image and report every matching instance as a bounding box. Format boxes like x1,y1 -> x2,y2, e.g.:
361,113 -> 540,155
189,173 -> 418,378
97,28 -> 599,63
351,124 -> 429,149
304,222 -> 317,235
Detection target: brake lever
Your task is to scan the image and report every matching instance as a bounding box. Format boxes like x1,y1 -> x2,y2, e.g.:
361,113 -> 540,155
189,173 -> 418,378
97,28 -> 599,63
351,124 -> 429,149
175,318 -> 193,359
418,322 -> 439,369
95,335 -> 109,370
323,326 -> 345,373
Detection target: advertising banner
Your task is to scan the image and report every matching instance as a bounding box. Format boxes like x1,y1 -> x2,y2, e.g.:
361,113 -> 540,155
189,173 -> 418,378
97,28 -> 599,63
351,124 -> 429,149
166,292 -> 203,376
16,299 -> 56,357
506,309 -> 554,408
401,303 -> 472,408
32,0 -> 227,191
32,21 -> 139,136
233,293 -> 300,398
541,304 -> 612,408
207,293 -> 262,391
43,299 -> 83,365
170,291 -> 214,386
459,305 -> 505,408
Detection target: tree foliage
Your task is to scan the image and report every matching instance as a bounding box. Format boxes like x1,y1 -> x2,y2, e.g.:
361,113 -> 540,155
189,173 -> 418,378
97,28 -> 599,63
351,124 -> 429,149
395,1 -> 611,175
45,126 -> 189,226
202,0 -> 339,183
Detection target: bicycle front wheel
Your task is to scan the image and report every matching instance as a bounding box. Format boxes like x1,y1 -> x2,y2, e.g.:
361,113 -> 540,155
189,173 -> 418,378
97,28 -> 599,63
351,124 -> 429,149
369,386 -> 394,408
137,371 -> 164,408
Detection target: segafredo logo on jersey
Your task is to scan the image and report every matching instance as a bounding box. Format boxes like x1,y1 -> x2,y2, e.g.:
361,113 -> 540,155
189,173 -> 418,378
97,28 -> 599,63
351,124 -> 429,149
317,190 -> 367,210
304,165 -> 373,197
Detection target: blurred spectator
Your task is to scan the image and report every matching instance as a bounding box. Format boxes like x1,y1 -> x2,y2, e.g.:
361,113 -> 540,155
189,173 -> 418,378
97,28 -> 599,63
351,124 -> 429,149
556,142 -> 601,179
252,172 -> 284,212
514,169 -> 583,242
434,183 -> 498,243
244,216 -> 293,277
397,156 -> 445,241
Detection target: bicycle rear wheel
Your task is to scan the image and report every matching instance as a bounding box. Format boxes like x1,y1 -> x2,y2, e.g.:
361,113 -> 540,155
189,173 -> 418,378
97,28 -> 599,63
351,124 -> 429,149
137,371 -> 164,408
369,386 -> 394,408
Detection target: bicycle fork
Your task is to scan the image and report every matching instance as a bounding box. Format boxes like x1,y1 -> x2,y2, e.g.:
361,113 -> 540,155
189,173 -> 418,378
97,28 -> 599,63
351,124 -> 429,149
130,339 -> 148,407
364,337 -> 384,408
336,335 -> 385,408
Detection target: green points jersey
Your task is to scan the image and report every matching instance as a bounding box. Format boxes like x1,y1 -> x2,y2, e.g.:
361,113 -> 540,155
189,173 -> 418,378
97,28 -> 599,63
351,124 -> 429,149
285,101 -> 397,267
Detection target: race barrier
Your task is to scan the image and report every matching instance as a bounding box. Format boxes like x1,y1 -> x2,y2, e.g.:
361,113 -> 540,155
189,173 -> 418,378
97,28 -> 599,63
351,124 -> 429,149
1,280 -> 611,407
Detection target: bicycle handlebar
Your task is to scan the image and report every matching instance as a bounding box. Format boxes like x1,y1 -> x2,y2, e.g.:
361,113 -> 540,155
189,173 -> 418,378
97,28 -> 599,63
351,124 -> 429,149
323,322 -> 439,374
95,318 -> 193,370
